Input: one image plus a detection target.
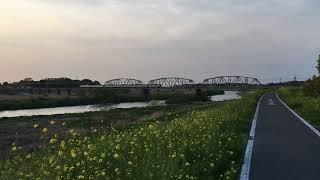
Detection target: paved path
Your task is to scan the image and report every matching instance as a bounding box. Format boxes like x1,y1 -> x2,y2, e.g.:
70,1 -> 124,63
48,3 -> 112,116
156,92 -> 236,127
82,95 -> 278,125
250,92 -> 320,180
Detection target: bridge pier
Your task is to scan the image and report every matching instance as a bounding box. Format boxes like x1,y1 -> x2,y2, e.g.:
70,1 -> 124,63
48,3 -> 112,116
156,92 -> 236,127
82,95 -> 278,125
143,88 -> 151,100
196,88 -> 203,96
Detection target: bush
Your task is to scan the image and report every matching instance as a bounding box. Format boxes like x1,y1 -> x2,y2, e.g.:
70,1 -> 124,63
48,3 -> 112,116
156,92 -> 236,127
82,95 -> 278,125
303,76 -> 320,97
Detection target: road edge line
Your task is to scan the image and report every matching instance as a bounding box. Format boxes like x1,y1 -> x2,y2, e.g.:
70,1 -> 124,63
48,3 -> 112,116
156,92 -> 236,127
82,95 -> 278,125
239,94 -> 264,180
276,93 -> 320,138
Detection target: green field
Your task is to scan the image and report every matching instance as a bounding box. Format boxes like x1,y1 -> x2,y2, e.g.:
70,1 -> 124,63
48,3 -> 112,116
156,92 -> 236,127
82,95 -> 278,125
0,91 -> 264,179
278,87 -> 320,128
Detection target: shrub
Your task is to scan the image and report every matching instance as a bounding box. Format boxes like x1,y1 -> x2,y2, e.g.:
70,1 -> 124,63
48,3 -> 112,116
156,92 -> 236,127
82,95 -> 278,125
303,76 -> 320,97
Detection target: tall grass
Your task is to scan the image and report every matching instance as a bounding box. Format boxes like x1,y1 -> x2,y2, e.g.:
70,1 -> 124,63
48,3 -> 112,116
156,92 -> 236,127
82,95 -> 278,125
278,87 -> 320,128
0,91 -> 264,180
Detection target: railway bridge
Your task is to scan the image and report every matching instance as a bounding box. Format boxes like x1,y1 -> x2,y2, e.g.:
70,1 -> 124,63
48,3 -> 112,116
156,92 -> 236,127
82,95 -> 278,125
17,76 -> 263,96
98,76 -> 262,90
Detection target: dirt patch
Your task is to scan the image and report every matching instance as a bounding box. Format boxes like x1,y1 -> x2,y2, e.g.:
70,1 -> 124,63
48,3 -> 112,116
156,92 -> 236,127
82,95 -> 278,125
0,109 -> 172,159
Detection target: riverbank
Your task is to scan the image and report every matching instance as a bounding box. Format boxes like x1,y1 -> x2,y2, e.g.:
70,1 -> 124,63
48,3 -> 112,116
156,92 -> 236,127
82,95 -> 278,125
0,105 -> 189,159
278,87 -> 320,129
0,89 -> 224,111
0,95 -> 98,111
0,90 -> 265,179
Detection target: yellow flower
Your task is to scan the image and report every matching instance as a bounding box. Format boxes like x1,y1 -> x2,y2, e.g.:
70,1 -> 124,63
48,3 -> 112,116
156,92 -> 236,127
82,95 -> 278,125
50,120 -> 56,125
62,122 -> 66,126
71,149 -> 77,158
113,154 -> 119,159
50,138 -> 57,144
58,151 -> 63,156
42,128 -> 48,133
33,123 -> 39,128
60,140 -> 66,149
69,129 -> 75,134
11,147 -> 17,151
210,163 -> 215,168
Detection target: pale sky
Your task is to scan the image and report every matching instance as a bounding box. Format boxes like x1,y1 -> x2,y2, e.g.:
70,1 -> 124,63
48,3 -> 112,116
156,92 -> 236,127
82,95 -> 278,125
0,0 -> 319,83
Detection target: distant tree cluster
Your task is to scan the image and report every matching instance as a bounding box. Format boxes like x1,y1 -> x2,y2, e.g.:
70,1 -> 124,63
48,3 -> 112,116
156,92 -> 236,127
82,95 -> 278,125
0,82 -> 9,87
1,77 -> 101,88
317,54 -> 320,75
303,54 -> 320,96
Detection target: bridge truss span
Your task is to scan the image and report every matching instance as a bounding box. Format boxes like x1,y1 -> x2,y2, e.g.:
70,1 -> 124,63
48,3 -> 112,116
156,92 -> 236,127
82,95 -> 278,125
148,77 -> 195,88
202,76 -> 262,89
104,78 -> 144,88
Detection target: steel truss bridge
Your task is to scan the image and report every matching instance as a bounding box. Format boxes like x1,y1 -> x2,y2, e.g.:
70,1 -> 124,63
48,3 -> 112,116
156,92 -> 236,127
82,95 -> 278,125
104,78 -> 144,88
89,76 -> 262,90
202,76 -> 261,89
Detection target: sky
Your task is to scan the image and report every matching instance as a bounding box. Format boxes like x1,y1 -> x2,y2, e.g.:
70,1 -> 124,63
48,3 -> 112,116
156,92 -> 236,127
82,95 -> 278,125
0,0 -> 319,84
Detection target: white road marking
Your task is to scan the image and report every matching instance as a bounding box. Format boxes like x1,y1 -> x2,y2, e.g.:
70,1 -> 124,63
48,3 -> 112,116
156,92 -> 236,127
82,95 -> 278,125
240,94 -> 265,180
267,99 -> 276,106
276,93 -> 320,138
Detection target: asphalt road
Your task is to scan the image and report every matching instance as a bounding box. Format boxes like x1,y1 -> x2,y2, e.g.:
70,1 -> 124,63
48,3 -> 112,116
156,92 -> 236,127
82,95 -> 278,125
250,92 -> 320,180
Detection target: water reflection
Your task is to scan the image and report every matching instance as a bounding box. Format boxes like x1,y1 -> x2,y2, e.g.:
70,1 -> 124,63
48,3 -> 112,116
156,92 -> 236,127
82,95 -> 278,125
0,101 -> 165,118
211,91 -> 242,102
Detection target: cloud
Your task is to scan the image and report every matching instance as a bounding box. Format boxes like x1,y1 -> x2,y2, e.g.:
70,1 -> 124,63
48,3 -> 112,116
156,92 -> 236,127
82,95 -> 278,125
0,0 -> 319,82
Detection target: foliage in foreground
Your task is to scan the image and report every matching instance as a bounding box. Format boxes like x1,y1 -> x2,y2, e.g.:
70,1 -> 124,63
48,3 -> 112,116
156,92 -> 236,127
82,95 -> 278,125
0,92 -> 264,180
278,87 -> 320,128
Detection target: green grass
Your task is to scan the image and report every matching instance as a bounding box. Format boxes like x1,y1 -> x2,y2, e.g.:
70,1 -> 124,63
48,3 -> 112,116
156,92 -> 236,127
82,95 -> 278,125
278,87 -> 320,128
0,91 -> 265,180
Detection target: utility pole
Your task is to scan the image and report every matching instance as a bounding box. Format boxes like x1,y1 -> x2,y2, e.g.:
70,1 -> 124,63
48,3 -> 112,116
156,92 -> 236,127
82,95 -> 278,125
294,75 -> 297,81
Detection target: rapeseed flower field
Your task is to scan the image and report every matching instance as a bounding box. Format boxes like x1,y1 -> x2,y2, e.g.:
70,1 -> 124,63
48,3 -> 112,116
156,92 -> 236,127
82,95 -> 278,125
0,92 -> 263,179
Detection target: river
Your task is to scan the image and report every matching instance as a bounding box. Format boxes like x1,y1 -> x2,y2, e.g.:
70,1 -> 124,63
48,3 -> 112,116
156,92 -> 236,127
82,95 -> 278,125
211,91 -> 242,102
0,101 -> 165,118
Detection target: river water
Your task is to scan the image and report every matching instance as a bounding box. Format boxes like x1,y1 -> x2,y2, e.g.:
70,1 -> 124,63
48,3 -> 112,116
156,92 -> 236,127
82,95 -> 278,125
0,101 -> 165,118
211,91 -> 242,102
0,91 -> 241,118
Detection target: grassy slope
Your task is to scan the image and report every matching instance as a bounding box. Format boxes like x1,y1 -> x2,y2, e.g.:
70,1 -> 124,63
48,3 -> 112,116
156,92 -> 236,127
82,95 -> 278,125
0,91 -> 264,180
278,87 -> 320,129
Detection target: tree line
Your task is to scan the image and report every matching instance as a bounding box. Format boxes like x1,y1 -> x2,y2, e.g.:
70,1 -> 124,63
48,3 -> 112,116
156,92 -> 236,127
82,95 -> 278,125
0,78 -> 101,88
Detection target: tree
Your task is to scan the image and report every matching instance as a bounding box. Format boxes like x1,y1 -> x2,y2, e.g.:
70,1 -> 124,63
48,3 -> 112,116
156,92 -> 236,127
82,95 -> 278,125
317,54 -> 320,75
93,81 -> 101,85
